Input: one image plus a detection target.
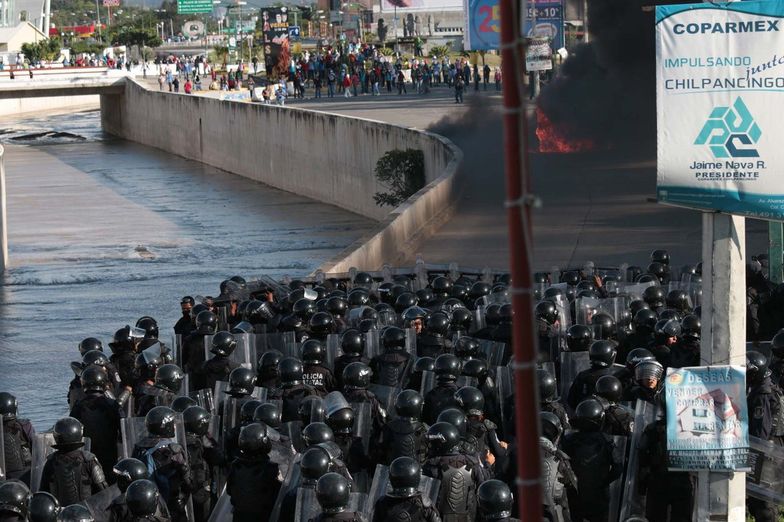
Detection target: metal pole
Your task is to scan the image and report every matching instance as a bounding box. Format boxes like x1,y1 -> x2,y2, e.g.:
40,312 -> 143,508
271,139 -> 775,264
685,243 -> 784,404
0,145 -> 8,272
696,212 -> 747,522
769,222 -> 783,284
500,0 -> 543,518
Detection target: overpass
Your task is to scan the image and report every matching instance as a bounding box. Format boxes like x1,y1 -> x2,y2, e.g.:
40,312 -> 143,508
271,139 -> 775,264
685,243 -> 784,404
0,67 -> 128,99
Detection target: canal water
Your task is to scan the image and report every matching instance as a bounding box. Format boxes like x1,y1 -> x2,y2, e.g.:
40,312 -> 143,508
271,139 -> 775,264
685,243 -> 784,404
0,109 -> 376,429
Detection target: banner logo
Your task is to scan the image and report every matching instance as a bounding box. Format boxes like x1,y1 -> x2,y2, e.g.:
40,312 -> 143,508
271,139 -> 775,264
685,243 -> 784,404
695,97 -> 762,158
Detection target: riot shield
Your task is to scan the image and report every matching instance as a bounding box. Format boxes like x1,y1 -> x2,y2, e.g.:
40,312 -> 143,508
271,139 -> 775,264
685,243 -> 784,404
173,334 -> 184,367
747,435 -> 784,503
281,421 -> 304,452
31,433 -> 92,492
367,464 -> 440,521
0,416 -> 4,480
472,308 -> 485,333
365,330 -> 382,361
187,388 -> 215,412
325,391 -> 351,418
456,376 -> 478,389
204,334 -> 256,370
293,487 -> 320,522
207,489 -> 233,522
608,435 -> 628,522
618,400 -> 660,520
616,281 -> 657,301
269,454 -> 303,522
325,334 -> 341,371
269,429 -> 297,480
558,352 -> 590,409
352,402 -> 373,454
283,341 -> 302,361
478,340 -> 506,367
368,384 -> 398,417
495,366 -> 514,438
420,370 -> 436,396
405,328 -> 416,355
120,415 -> 187,460
255,332 -> 297,356
84,483 -> 120,522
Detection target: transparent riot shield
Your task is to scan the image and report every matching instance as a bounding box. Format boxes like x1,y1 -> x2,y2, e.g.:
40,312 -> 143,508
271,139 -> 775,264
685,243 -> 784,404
269,429 -> 297,480
420,370 -> 436,396
352,402 -> 373,454
173,334 -> 184,367
405,328 -> 417,354
325,334 -> 341,372
84,483 -> 120,522
478,340 -> 506,367
456,376 -> 478,389
270,454 -> 303,522
574,297 -> 599,326
747,435 -> 784,503
280,421 -> 304,452
495,366 -> 514,439
0,416 -> 5,480
282,341 -> 302,361
325,391 -> 351,418
255,332 -> 297,356
204,334 -> 256,370
608,435 -> 628,522
31,433 -> 92,492
618,400 -> 659,520
367,464 -> 440,520
559,352 -> 590,409
294,487 -> 320,522
365,330 -> 382,361
472,307 -> 485,333
367,384 -> 398,417
120,415 -> 187,460
617,281 -> 657,301
207,489 -> 233,522
187,388 -> 215,412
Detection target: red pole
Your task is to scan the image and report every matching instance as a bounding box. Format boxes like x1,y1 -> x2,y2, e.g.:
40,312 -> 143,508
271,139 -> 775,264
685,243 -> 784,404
499,0 -> 543,520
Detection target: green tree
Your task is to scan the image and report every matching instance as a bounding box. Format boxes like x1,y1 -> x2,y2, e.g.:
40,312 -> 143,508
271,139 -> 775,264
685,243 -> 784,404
21,38 -> 62,63
429,44 -> 450,59
373,149 -> 426,208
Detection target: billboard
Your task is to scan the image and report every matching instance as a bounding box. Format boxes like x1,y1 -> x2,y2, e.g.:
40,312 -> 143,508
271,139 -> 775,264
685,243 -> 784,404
261,7 -> 290,78
177,0 -> 212,14
523,1 -> 564,51
665,366 -> 749,471
381,0 -> 461,12
463,0 -> 499,51
656,0 -> 784,220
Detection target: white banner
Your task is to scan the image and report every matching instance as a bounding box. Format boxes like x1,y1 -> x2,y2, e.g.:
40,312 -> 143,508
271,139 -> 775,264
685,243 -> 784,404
656,1 -> 784,220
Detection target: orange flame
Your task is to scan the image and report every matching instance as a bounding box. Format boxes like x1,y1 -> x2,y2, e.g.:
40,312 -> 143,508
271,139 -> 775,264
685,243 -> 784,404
535,108 -> 597,153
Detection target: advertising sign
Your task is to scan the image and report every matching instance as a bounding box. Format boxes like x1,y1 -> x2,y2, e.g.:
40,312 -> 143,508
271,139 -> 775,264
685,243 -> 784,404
665,366 -> 749,471
656,1 -> 784,220
381,0 -> 461,12
103,0 -> 120,7
261,7 -> 290,77
177,0 -> 212,15
523,0 -> 564,50
464,0 -> 499,51
525,36 -> 553,72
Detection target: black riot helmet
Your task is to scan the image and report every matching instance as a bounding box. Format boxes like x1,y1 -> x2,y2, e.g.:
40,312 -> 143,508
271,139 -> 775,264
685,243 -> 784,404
316,473 -> 351,514
195,310 -> 217,334
253,403 -> 282,428
588,340 -> 617,368
353,271 -> 374,288
302,339 -> 326,366
434,353 -> 461,381
642,286 -> 666,309
82,349 -> 110,369
29,491 -> 59,522
573,398 -> 605,431
747,351 -> 770,384
498,303 -> 513,324
594,375 -> 623,403
654,319 -> 681,344
659,308 -> 682,323
485,304 -> 502,326
302,422 -> 334,448
0,392 -> 18,419
431,276 -> 453,297
650,249 -> 670,265
468,281 -> 492,301
135,316 -> 159,340
478,479 -> 515,521
347,288 -> 371,308
646,262 -> 668,284
258,350 -> 282,379
462,358 -> 489,381
388,457 -> 421,498
112,458 -> 149,493
245,300 -> 275,324
681,314 -> 701,341
134,349 -> 163,382
326,407 -> 354,435
437,408 -> 468,437
190,303 -> 209,321
183,406 -> 211,436
125,479 -> 159,518
210,331 -> 237,356
633,308 -> 659,333
629,299 -> 650,318
415,288 -> 435,307
591,312 -> 616,340
154,364 -> 185,394
228,367 -> 257,395
342,362 -> 372,390
454,386 -> 485,417
229,275 -> 247,288
145,406 -> 177,438
394,293 -> 418,314
309,312 -> 336,337
394,389 -> 424,419
298,396 -> 325,425
326,296 -> 349,319
450,308 -> 474,332
666,290 -> 691,313
78,337 -> 103,356
53,417 -> 84,449
540,411 -> 563,443
566,324 -> 593,352
635,360 -> 664,386
626,347 -> 656,371
340,329 -> 364,356
402,306 -> 428,325
772,331 -> 784,359
293,298 -> 317,320
535,300 -> 558,324
454,337 -> 480,359
238,422 -> 272,457
171,396 -> 197,413
0,480 -> 29,518
426,422 -> 461,455
425,313 -> 450,336
57,504 -> 93,522
382,326 -> 407,352
537,368 -> 557,403
240,400 -> 263,425
109,325 -> 141,353
80,365 -> 109,393
301,447 -> 331,485
414,356 -> 436,374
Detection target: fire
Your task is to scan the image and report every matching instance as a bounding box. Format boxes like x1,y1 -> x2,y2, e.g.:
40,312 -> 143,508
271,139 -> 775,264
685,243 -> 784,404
535,108 -> 597,153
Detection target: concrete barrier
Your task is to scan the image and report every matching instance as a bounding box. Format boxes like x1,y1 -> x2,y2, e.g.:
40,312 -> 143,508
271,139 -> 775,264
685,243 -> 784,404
101,78 -> 463,270
0,94 -> 99,117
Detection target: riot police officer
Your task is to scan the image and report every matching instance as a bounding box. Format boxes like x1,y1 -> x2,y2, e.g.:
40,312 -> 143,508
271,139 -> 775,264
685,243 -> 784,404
173,296 -> 195,336
376,390 -> 429,465
183,406 -> 221,522
109,458 -> 171,522
623,359 -> 665,407
109,325 -> 145,388
0,481 -> 30,522
592,375 -> 633,436
371,457 -> 441,522
39,417 -> 108,506
202,331 -> 240,392
537,368 -> 569,430
278,357 -> 319,423
566,340 -> 624,410
454,386 -> 506,465
417,313 -> 451,358
69,365 -> 124,482
29,491 -> 59,522
341,362 -> 387,436
669,314 -> 701,369
130,407 -> 191,522
477,480 -> 519,522
422,354 -> 461,425
124,479 -> 169,522
302,339 -> 337,395
404,357 -> 434,394
0,392 -> 35,480
257,350 -> 283,390
312,473 -> 366,522
226,423 -> 282,522
182,311 -> 217,391
334,330 -> 368,390
369,327 -> 411,387
538,412 -> 574,522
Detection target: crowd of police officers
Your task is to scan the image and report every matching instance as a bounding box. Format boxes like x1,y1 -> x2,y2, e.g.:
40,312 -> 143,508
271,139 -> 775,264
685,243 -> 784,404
1,249 -> 784,522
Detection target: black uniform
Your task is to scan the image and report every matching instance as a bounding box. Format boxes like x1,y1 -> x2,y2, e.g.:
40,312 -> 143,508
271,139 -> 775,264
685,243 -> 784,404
668,338 -> 700,369
202,356 -> 239,394
747,375 -> 783,522
466,418 -> 506,463
303,363 -> 337,396
343,388 -> 387,437
370,353 -> 411,388
334,355 -> 369,390
134,383 -> 175,418
422,453 -> 488,521
226,454 -> 281,522
131,437 -> 192,522
40,448 -> 109,506
540,438 -> 575,522
416,334 -> 449,358
423,382 -> 459,426
2,416 -> 34,479
566,364 -> 625,411
186,433 -> 222,522
109,490 -> 172,522
280,383 -> 319,423
174,316 -> 194,336
540,401 -> 570,431
376,417 -> 429,465
310,512 -> 367,522
591,396 -> 633,437
182,332 -> 209,391
69,390 -> 124,481
111,351 -> 138,389
372,494 -> 442,522
561,430 -> 622,522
